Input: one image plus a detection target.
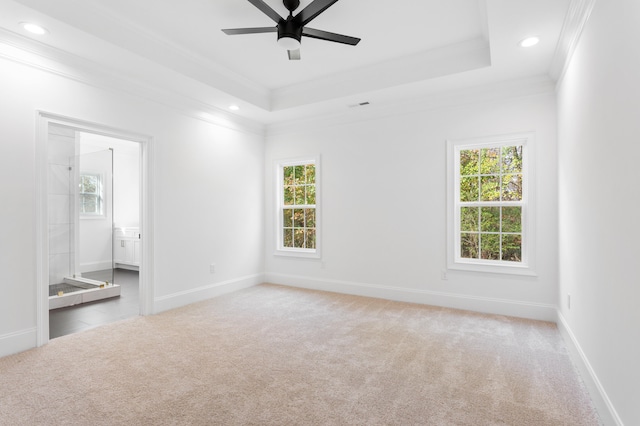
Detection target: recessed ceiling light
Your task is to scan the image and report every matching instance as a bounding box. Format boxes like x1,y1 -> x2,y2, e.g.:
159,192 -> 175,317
519,36 -> 540,48
21,22 -> 48,35
229,105 -> 240,111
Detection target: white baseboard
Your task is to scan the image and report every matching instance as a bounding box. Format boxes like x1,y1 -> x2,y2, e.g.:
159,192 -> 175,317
153,273 -> 263,314
80,261 -> 113,273
0,328 -> 37,358
114,263 -> 139,271
264,273 -> 557,322
557,312 -> 623,426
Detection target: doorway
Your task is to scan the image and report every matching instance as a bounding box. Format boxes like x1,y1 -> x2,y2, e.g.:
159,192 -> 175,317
48,128 -> 140,337
36,113 -> 154,346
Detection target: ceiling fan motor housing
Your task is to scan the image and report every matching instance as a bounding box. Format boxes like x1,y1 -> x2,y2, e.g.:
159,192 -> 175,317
278,17 -> 303,45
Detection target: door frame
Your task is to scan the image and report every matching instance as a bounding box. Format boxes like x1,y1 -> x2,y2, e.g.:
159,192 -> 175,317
35,111 -> 155,346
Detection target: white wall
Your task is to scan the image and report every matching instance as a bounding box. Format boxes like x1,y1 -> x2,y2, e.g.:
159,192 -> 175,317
77,147 -> 113,273
557,0 -> 640,424
0,54 -> 264,356
76,132 -> 141,273
80,132 -> 141,228
2,7 -> 635,421
265,92 -> 559,321
112,148 -> 140,228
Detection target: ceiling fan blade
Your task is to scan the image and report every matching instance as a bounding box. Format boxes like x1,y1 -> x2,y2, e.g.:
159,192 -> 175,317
294,0 -> 340,26
222,27 -> 277,35
247,0 -> 283,24
302,27 -> 360,45
288,49 -> 301,60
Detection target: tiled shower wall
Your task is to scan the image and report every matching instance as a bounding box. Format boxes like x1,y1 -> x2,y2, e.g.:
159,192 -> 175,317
48,124 -> 75,286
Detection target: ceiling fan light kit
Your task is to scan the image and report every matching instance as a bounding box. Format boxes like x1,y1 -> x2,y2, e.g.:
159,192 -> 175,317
277,17 -> 302,50
222,0 -> 360,60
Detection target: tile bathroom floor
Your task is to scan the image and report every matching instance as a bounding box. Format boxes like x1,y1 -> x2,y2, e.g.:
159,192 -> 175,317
49,269 -> 139,339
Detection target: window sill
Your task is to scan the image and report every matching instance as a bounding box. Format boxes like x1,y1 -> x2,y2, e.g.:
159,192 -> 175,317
447,260 -> 537,277
274,249 -> 320,259
80,215 -> 107,220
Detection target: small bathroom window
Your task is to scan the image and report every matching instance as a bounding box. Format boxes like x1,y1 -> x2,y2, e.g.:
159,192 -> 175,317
79,172 -> 104,216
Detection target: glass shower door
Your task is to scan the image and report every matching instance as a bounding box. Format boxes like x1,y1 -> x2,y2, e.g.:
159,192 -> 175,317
71,148 -> 114,285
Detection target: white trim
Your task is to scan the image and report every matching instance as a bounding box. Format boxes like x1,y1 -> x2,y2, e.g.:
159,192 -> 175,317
139,133 -> 155,316
557,312 -> 623,426
35,112 -> 154,347
265,272 -> 557,322
65,0 -> 269,99
266,76 -> 556,138
271,37 -> 490,111
1,26 -> 554,137
446,132 -> 537,276
273,156 -> 322,259
0,28 -> 264,136
153,273 -> 263,314
273,248 -> 320,259
79,261 -> 113,274
550,0 -> 597,84
0,328 -> 37,358
35,112 -> 49,348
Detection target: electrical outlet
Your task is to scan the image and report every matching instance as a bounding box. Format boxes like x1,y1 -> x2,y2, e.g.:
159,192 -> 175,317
210,263 -> 216,274
567,294 -> 571,309
441,270 -> 448,280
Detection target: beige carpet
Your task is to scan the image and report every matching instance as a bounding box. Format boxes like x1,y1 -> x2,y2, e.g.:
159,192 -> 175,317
0,284 -> 600,425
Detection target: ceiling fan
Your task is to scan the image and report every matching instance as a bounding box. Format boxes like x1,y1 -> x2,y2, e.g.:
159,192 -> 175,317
222,0 -> 361,60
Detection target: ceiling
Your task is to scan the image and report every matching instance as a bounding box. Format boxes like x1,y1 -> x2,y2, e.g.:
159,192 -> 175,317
0,0 -> 571,128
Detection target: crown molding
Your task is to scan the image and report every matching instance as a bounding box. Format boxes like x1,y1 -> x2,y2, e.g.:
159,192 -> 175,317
266,75 -> 556,138
271,37 -> 491,111
549,0 -> 597,83
70,0 -> 272,110
14,0 -> 271,110
0,28 -> 265,136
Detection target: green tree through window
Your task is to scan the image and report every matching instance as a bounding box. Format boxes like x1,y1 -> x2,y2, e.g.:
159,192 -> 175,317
79,173 -> 103,215
281,162 -> 316,250
459,145 -> 523,262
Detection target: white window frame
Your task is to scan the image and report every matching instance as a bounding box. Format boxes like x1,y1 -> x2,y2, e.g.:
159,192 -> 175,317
79,171 -> 105,218
274,156 -> 321,258
446,132 -> 536,276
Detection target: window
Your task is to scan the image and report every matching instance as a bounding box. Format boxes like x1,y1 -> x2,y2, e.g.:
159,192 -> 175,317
447,133 -> 535,275
79,173 -> 104,216
276,158 -> 320,257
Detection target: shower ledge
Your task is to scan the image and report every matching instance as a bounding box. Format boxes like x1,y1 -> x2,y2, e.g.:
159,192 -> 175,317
49,277 -> 121,310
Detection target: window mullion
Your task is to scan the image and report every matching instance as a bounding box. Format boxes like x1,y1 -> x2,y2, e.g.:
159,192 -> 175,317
451,137 -> 529,268
277,159 -> 318,255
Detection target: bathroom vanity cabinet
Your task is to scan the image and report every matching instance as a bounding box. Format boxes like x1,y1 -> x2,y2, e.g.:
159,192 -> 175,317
114,227 -> 140,270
